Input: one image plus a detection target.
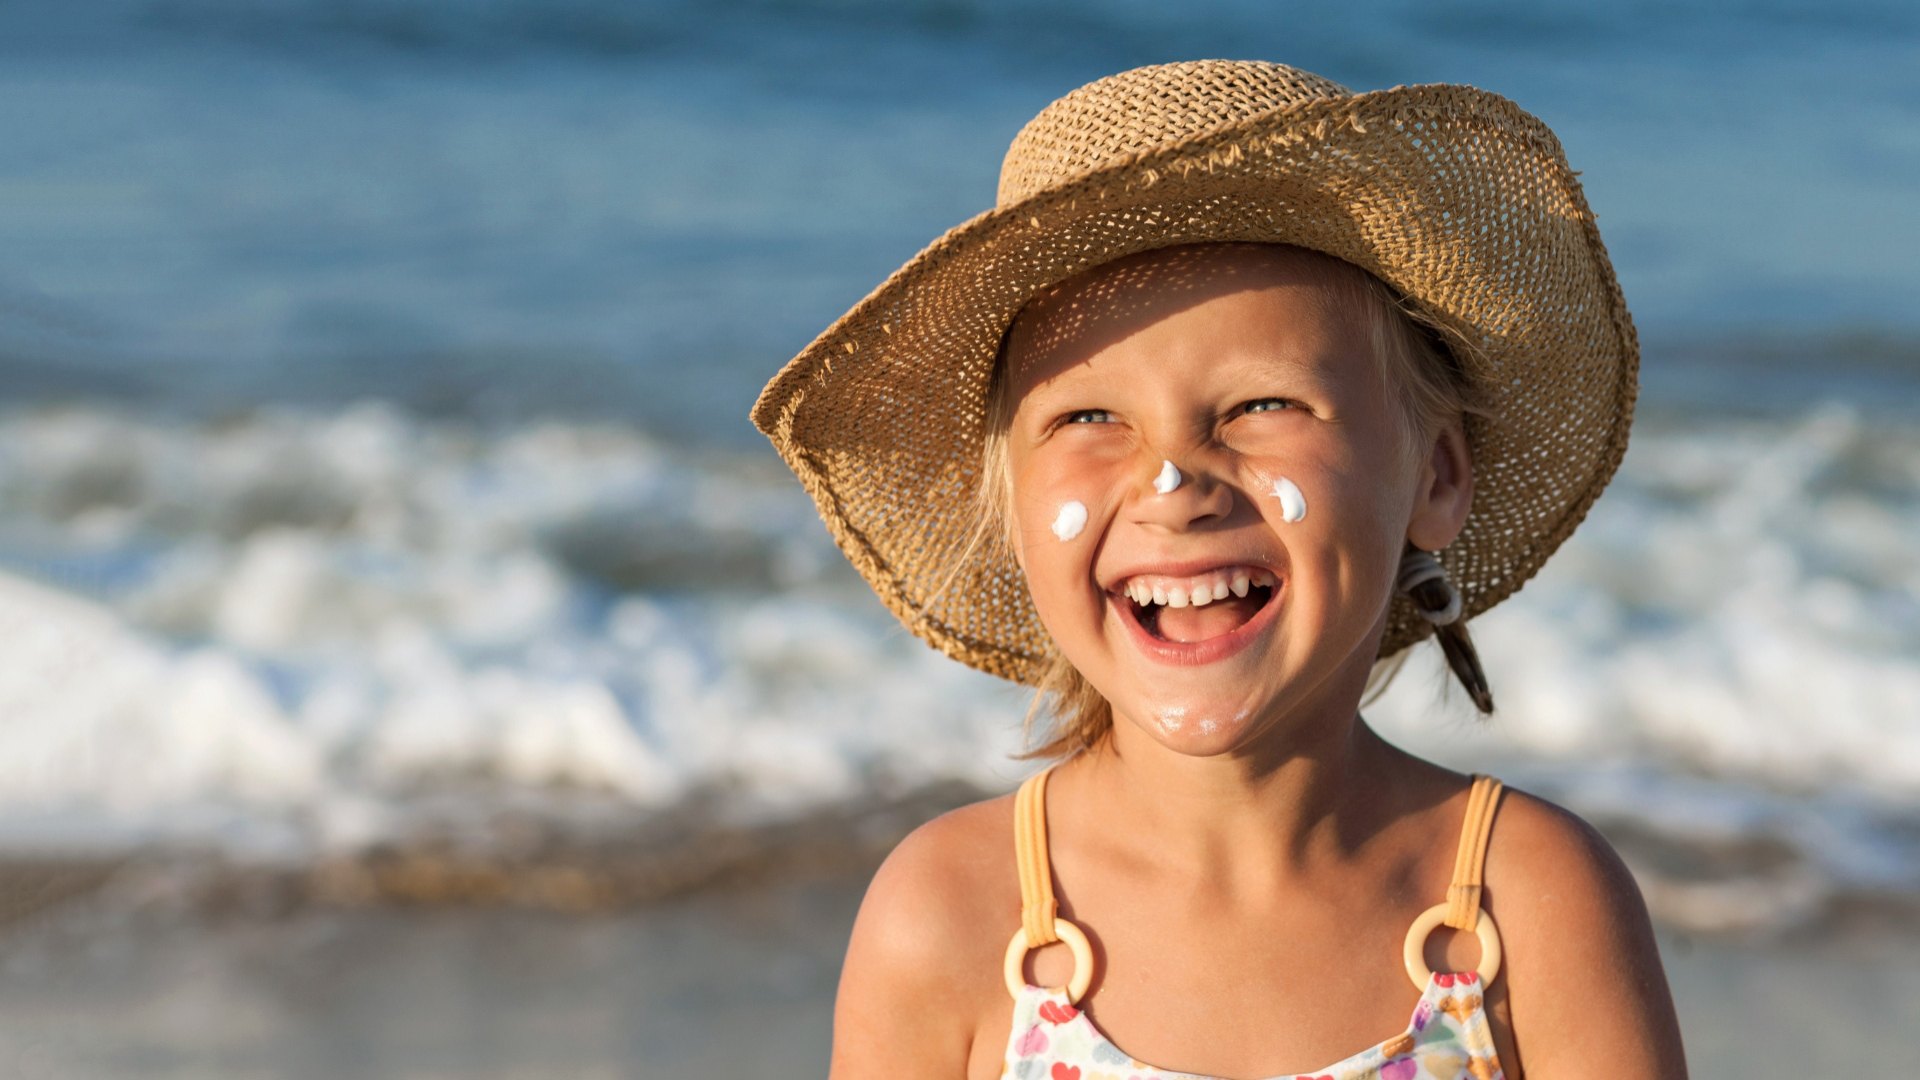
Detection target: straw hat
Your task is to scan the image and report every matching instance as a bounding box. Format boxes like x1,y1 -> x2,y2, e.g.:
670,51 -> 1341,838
752,59 -> 1637,685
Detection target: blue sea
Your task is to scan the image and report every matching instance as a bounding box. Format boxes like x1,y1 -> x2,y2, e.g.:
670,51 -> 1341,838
0,0 -> 1916,930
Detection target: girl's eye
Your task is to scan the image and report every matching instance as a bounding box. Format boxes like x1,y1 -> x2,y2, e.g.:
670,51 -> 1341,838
1241,398 -> 1296,415
1063,409 -> 1113,425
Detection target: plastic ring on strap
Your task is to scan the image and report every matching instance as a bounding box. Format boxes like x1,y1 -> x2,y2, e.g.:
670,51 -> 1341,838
1401,903 -> 1502,991
1002,918 -> 1094,1004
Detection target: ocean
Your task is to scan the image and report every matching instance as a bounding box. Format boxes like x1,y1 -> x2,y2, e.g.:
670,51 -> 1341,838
0,3 -> 1916,1071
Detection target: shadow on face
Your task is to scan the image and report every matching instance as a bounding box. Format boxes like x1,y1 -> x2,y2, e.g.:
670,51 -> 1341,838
1002,242 -> 1379,396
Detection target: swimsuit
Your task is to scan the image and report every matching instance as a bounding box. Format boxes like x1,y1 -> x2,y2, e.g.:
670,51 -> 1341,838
999,766 -> 1509,1080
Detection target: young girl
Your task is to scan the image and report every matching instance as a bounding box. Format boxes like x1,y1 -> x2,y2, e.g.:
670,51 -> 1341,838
754,60 -> 1687,1079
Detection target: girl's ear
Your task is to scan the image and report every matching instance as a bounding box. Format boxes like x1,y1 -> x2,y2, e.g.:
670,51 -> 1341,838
1406,420 -> 1473,552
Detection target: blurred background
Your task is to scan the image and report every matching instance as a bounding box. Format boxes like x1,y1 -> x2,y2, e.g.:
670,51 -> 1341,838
0,0 -> 1916,1076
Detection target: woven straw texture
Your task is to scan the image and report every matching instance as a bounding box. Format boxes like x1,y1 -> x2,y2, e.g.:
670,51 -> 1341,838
753,60 -> 1638,686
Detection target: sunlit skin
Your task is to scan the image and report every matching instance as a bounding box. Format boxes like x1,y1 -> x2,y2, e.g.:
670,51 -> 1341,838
986,239 -> 1507,1071
961,240 -> 1513,1074
1002,242 -> 1472,767
832,243 -> 1689,1080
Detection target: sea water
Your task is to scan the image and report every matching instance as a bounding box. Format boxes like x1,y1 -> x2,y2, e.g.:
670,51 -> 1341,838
0,0 -> 1915,927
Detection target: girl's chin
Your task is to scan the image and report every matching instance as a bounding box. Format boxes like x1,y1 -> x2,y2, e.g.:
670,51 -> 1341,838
1114,698 -> 1262,748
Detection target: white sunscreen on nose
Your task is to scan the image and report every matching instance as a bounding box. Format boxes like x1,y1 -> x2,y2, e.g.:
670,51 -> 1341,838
1154,460 -> 1182,494
1050,500 -> 1087,541
1270,476 -> 1307,522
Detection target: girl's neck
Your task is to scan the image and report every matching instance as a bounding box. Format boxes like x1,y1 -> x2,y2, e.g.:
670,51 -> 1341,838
1059,708 -> 1404,899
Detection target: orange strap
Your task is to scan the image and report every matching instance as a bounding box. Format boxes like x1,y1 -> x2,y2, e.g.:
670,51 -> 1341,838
1445,774 -> 1504,931
1013,766 -> 1059,947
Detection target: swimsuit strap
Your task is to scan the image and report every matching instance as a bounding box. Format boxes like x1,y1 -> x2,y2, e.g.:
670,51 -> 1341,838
1401,773 -> 1509,989
1013,766 -> 1504,965
1444,774 -> 1505,932
1006,764 -> 1095,1003
1013,764 -> 1060,947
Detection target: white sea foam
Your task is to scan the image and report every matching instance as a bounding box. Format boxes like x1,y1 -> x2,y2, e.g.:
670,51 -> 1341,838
0,400 -> 1913,909
1371,404 -> 1920,796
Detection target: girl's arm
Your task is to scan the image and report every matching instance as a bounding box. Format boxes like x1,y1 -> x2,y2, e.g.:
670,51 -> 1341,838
830,815 -> 990,1078
1491,790 -> 1689,1079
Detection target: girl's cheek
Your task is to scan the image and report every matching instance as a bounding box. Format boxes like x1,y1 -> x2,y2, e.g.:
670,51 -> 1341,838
1245,454 -> 1319,526
1049,499 -> 1088,541
1247,438 -> 1394,531
1265,475 -> 1308,522
1015,451 -> 1119,545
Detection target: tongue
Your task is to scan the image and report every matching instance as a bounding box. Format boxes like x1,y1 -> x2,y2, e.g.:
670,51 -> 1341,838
1155,595 -> 1263,644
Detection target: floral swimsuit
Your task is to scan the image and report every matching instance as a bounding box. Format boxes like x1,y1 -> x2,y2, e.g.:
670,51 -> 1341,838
1000,768 -> 1509,1080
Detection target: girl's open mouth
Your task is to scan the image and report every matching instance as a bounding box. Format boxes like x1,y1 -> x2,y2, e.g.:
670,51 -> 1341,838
1109,565 -> 1282,664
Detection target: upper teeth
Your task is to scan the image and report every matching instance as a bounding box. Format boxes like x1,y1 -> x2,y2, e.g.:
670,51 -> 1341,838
1122,567 -> 1275,608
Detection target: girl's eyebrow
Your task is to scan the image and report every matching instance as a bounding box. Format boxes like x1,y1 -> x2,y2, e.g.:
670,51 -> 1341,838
1014,380 -> 1097,421
1030,347 -> 1329,394
1187,348 -> 1342,386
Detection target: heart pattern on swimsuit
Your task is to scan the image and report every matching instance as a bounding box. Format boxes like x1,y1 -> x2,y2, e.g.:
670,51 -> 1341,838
1002,980 -> 1506,1079
1039,1001 -> 1080,1024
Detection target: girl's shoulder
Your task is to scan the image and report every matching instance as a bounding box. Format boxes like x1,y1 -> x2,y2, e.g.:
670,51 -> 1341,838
858,789 -> 1023,958
1480,782 -> 1660,963
830,790 -> 1022,1074
1475,783 -> 1688,1077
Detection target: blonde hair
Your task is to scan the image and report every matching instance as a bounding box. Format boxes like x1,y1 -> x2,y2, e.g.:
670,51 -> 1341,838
972,245 -> 1487,763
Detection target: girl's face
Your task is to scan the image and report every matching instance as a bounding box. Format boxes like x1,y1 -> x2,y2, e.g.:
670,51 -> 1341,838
1002,243 -> 1471,758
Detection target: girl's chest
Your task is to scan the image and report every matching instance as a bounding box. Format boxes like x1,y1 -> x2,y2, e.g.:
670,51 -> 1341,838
970,920 -> 1439,1080
1091,961 -> 1425,1072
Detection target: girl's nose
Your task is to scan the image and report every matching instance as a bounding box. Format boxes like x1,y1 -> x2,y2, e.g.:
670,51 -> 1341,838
1134,457 -> 1232,531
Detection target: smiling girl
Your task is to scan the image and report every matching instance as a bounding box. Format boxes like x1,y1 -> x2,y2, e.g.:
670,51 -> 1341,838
754,61 -> 1686,1079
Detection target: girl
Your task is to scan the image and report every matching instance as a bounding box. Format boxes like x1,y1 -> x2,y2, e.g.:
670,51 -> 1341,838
754,60 -> 1686,1079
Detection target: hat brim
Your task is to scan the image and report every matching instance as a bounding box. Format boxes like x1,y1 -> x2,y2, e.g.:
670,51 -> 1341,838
753,83 -> 1638,685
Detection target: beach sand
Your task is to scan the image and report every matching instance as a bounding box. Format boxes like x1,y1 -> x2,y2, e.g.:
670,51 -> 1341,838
0,855 -> 1914,1079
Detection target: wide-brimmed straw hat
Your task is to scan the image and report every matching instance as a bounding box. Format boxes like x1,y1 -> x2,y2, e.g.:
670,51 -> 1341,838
752,59 -> 1637,686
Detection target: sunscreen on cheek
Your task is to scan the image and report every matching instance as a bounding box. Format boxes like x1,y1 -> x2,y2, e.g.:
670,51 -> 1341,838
1051,500 -> 1088,541
1270,476 -> 1307,523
